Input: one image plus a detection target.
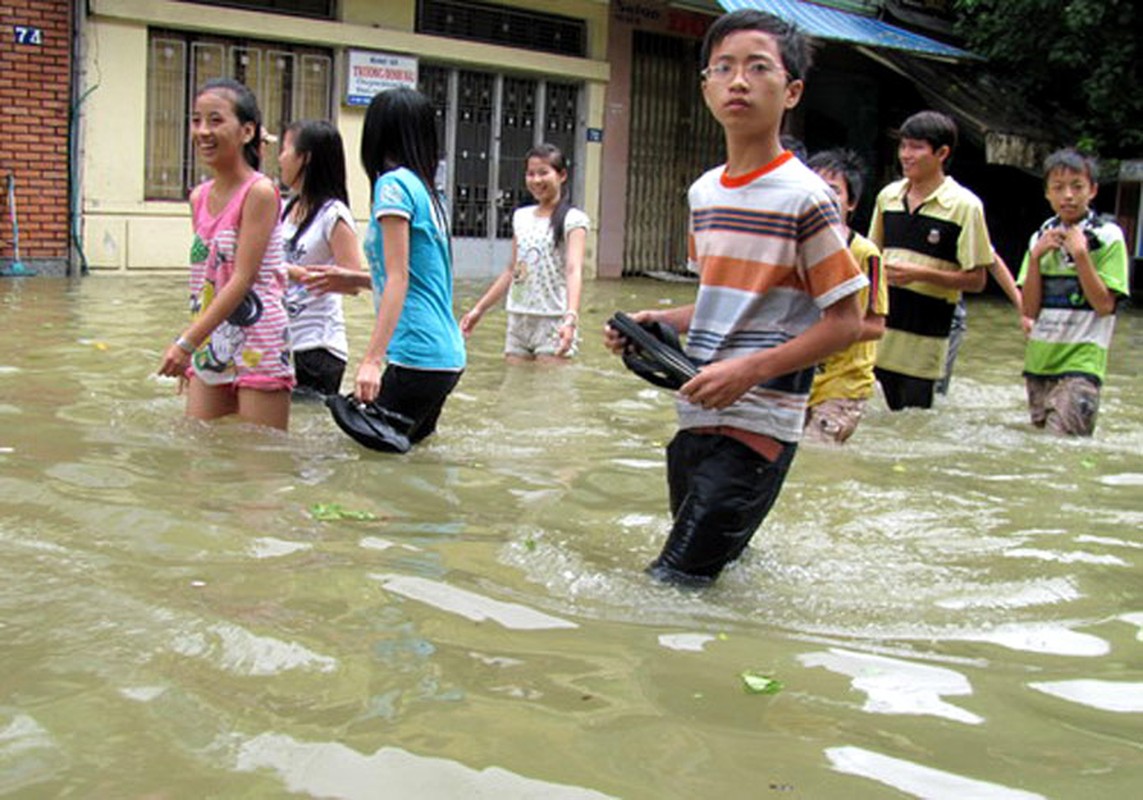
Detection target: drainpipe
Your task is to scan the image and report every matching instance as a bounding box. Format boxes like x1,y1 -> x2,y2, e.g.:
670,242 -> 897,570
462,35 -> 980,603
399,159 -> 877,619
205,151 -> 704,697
68,0 -> 95,277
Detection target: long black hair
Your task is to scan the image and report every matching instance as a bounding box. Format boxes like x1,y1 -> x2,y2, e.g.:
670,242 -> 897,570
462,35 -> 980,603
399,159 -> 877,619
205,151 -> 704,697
360,88 -> 447,230
525,143 -> 572,247
280,119 -> 350,249
196,78 -> 263,171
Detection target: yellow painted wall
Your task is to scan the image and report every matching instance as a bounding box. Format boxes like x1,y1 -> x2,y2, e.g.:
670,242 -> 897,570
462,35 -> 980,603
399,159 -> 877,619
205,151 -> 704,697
83,0 -> 609,273
341,0 -> 609,60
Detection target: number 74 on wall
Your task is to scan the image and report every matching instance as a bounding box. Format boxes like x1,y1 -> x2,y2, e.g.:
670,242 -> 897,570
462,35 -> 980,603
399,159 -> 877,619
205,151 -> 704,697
13,26 -> 43,46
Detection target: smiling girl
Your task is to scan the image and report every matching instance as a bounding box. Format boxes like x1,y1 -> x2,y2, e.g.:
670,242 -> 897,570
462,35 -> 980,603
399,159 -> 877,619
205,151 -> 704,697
157,78 -> 293,429
460,144 -> 589,363
277,119 -> 363,398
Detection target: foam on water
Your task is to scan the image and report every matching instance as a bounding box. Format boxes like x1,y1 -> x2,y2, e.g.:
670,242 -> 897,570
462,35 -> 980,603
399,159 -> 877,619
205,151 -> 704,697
800,648 -> 982,724
826,746 -> 1046,799
234,732 -> 616,799
371,573 -> 579,630
1027,680 -> 1143,713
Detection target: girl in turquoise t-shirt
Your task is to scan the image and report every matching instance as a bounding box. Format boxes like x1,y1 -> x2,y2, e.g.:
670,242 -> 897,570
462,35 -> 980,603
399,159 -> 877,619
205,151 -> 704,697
307,88 -> 464,446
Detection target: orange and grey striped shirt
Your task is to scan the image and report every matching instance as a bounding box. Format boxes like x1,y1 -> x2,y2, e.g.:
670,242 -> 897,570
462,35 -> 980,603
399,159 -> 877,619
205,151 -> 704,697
679,152 -> 866,443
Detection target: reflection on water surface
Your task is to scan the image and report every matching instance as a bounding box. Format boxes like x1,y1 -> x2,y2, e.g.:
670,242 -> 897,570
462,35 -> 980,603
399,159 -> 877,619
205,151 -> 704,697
1,276 -> 1141,798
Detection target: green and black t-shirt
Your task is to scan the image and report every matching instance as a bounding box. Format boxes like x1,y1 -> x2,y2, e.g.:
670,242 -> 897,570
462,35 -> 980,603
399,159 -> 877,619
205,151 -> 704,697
1017,211 -> 1129,384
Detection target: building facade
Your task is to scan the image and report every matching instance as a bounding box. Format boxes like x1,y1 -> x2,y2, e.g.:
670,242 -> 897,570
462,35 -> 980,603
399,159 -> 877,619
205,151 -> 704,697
17,0 -> 1069,281
79,0 -> 610,277
1,0 -> 74,276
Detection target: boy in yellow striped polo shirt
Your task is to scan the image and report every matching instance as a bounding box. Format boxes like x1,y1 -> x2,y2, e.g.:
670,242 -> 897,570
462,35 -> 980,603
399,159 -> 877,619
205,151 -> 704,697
869,111 -> 993,410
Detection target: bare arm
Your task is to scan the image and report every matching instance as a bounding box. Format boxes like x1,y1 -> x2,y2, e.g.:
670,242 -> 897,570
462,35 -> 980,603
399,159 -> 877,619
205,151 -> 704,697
1064,226 -> 1116,315
1021,256 -> 1044,320
857,313 -> 885,343
887,260 -> 988,292
556,226 -> 586,355
1022,227 -> 1066,319
679,292 -> 862,410
459,240 -> 516,337
300,219 -> 370,295
987,253 -> 1023,310
988,251 -> 1033,334
355,216 -> 410,403
603,304 -> 695,354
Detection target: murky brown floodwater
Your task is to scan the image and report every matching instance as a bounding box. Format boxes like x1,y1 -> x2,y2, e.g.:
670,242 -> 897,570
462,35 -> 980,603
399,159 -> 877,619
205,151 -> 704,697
1,274 -> 1141,799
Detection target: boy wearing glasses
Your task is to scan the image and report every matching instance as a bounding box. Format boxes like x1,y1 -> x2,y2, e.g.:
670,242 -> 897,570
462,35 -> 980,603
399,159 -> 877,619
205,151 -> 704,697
605,9 -> 865,585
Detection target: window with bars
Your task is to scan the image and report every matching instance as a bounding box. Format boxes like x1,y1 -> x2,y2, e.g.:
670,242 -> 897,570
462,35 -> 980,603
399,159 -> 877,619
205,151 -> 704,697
417,64 -> 581,240
146,30 -> 333,200
177,0 -> 335,21
417,0 -> 586,58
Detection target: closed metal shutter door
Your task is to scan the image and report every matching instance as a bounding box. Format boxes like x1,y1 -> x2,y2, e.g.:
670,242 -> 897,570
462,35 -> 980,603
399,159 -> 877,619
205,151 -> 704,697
623,31 -> 724,277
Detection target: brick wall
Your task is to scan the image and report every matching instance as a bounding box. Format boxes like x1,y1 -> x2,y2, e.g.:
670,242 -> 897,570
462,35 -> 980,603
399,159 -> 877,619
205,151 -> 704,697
0,0 -> 72,274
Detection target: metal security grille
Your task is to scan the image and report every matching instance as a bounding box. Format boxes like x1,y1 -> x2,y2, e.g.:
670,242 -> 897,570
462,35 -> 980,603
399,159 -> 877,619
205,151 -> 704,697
417,0 -> 586,58
417,66 -> 582,246
419,64 -> 450,164
544,81 -> 578,181
179,0 -> 335,20
623,31 -> 724,276
452,70 -> 495,238
496,77 -> 537,238
145,30 -> 332,199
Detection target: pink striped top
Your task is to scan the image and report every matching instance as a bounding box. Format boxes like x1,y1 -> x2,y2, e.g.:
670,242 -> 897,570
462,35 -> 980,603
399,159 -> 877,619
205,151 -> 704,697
188,173 -> 293,388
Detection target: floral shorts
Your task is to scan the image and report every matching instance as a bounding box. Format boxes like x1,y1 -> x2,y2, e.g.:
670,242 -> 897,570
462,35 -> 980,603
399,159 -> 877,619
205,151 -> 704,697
504,313 -> 577,358
1025,375 -> 1101,436
803,398 -> 867,445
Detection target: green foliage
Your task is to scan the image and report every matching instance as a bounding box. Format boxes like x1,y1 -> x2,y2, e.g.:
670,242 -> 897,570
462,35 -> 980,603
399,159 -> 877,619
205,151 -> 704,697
740,671 -> 784,694
309,503 -> 378,521
954,0 -> 1143,157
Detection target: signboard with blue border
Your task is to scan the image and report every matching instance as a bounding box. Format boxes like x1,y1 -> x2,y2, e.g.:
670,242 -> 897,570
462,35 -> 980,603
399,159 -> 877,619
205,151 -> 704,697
345,51 -> 418,107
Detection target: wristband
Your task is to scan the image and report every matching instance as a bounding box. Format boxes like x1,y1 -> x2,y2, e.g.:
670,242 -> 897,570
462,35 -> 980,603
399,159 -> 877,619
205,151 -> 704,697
174,335 -> 196,354
561,310 -> 579,325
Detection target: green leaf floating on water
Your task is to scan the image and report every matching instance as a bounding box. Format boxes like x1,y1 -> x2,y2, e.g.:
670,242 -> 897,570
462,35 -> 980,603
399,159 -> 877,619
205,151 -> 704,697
741,671 -> 783,695
310,503 -> 377,522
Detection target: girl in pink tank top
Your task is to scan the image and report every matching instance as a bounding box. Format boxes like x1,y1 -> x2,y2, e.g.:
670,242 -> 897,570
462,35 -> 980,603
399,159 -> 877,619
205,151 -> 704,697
157,79 -> 294,430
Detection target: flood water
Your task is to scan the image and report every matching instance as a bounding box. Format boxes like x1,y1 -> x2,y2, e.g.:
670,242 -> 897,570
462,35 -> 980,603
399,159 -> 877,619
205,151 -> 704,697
1,274 -> 1141,799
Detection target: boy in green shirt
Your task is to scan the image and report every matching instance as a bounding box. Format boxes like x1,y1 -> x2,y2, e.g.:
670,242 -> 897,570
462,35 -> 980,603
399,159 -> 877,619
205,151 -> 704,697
1018,148 -> 1130,436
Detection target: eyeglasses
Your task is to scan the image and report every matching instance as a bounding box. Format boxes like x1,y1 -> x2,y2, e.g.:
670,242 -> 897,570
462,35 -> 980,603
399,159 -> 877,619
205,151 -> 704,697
700,61 -> 792,84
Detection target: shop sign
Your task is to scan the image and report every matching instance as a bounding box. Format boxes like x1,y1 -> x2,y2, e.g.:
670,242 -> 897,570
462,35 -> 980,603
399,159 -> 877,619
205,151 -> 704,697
345,50 -> 418,106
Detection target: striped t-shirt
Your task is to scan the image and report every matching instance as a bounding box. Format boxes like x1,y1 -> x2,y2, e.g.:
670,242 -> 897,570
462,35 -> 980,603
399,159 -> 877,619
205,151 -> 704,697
1017,211 -> 1129,384
679,152 -> 867,443
188,172 -> 292,387
870,176 -> 993,380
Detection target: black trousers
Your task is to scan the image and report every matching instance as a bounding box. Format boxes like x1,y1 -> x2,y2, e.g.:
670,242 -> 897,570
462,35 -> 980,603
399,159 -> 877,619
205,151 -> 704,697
875,367 -> 935,411
294,347 -> 347,397
650,430 -> 797,585
376,364 -> 463,444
